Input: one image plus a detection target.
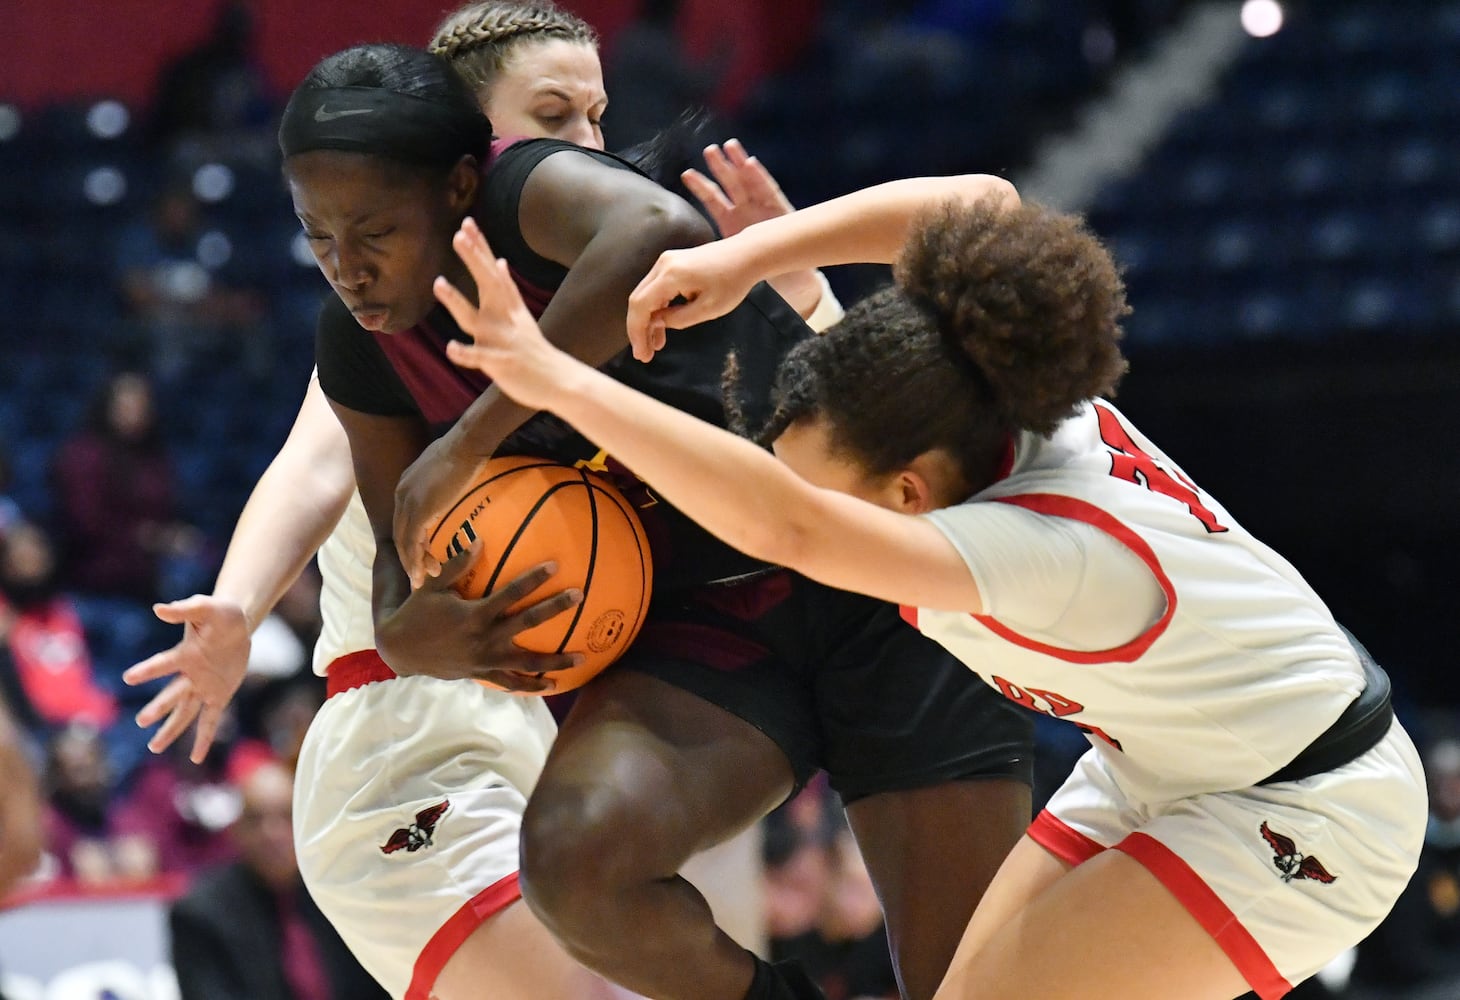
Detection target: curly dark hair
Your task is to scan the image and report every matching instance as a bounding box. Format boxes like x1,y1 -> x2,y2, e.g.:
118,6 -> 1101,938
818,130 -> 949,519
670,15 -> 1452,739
738,197 -> 1130,492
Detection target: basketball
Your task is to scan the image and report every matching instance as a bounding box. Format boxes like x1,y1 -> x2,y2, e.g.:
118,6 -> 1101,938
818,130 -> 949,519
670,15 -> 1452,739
425,456 -> 653,694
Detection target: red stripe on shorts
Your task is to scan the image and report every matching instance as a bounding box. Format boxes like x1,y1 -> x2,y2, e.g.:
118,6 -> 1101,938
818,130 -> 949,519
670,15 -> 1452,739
1118,832 -> 1292,1000
1027,810 -> 1107,866
325,649 -> 396,699
405,871 -> 524,1000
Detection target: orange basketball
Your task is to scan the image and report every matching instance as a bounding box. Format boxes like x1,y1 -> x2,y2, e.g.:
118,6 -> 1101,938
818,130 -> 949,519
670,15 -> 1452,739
425,456 -> 652,694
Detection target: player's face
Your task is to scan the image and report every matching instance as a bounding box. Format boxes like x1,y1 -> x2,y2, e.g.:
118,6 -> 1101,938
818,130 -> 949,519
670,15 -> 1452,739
773,416 -> 966,513
483,39 -> 607,151
286,151 -> 477,335
773,417 -> 901,509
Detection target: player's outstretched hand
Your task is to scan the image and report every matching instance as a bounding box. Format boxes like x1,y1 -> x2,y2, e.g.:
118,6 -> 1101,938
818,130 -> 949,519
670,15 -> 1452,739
123,596 -> 251,764
682,139 -> 795,238
434,216 -> 573,411
376,550 -> 582,693
625,239 -> 760,362
682,139 -> 826,322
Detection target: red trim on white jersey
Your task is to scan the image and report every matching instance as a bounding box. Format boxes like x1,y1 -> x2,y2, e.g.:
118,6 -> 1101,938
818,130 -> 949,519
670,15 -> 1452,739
406,871 -> 523,1000
325,649 -> 395,699
968,493 -> 1178,664
1118,832 -> 1293,1000
1028,810 -> 1106,866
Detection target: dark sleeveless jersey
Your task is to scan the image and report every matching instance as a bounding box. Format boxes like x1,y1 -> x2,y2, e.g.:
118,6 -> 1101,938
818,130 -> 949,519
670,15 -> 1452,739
316,137 -> 812,589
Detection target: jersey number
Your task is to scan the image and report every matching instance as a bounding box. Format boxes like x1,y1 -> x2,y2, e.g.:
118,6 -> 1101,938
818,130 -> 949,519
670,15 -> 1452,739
993,676 -> 1123,751
1096,407 -> 1227,534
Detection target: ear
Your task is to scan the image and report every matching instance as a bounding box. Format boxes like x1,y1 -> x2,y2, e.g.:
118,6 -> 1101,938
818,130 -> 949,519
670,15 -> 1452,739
891,468 -> 937,514
446,155 -> 480,215
895,448 -> 964,513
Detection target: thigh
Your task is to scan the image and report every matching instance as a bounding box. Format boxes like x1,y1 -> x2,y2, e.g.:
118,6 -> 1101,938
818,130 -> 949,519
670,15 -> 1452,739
539,668 -> 796,870
934,846 -> 1250,1000
846,778 -> 1032,1000
433,899 -> 637,1000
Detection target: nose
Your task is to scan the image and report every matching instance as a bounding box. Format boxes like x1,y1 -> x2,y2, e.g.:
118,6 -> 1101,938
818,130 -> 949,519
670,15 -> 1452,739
329,242 -> 372,292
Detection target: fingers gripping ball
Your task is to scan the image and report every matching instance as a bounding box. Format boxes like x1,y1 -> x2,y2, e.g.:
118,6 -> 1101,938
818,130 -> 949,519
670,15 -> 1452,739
427,456 -> 652,693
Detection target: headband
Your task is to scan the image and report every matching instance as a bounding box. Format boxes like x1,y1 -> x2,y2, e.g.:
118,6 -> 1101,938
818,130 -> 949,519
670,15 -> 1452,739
278,85 -> 487,164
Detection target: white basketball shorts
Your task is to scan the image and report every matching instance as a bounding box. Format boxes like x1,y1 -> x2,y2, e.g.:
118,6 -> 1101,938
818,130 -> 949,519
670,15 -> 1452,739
1030,721 -> 1426,999
294,651 -> 557,1000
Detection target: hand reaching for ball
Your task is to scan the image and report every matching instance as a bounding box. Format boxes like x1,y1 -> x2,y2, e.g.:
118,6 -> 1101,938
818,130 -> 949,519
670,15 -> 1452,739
434,217 -> 584,412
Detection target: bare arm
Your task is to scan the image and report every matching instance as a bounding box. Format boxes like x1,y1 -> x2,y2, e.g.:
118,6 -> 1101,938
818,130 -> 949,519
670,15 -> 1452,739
125,373 -> 355,762
394,148 -> 715,584
679,139 -> 831,321
436,236 -> 985,615
429,150 -> 712,460
627,174 -> 1018,356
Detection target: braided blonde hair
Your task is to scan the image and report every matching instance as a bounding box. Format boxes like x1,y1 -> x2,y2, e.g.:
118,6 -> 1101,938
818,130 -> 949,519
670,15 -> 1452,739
430,1 -> 599,97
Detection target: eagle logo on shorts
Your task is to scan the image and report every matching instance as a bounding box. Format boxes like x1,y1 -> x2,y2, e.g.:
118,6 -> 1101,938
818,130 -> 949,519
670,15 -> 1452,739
380,800 -> 450,855
1259,821 -> 1337,884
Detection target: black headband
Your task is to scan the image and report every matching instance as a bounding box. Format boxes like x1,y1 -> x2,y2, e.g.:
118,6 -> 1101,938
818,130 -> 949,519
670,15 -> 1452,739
278,85 -> 487,164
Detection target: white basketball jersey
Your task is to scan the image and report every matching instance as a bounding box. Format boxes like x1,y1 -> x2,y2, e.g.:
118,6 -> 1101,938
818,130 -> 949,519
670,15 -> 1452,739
912,399 -> 1364,803
313,488 -> 377,674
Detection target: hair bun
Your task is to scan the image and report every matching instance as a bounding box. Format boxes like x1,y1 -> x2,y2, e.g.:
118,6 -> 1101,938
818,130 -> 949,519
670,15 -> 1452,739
894,198 -> 1129,436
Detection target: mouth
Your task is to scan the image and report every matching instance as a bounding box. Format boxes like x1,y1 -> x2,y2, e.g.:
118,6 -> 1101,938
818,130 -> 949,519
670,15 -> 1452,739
351,306 -> 391,332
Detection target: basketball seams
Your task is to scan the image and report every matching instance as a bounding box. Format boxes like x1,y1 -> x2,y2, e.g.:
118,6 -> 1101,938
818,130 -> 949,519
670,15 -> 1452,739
549,469 -> 597,654
428,458 -> 654,693
586,481 -> 652,643
425,457 -> 564,551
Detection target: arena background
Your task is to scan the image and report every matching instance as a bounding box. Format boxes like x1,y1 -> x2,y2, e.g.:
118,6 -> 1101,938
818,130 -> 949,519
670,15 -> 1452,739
1,1 -> 1457,998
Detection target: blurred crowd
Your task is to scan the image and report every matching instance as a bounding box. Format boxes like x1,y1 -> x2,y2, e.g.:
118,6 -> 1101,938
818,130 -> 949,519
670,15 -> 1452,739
3,0 -> 1456,998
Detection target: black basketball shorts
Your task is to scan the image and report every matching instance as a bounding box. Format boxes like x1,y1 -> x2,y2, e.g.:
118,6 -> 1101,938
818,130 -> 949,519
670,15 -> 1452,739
616,570 -> 1034,803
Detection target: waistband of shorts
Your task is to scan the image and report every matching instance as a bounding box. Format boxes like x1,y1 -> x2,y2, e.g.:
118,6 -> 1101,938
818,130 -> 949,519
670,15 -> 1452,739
325,649 -> 397,699
1257,627 -> 1393,786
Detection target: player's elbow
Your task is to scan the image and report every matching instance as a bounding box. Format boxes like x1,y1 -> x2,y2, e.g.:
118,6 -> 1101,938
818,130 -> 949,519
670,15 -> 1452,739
636,194 -> 714,252
957,174 -> 1020,210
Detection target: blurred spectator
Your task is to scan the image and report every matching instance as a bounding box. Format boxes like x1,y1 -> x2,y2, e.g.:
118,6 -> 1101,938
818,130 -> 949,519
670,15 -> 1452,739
0,696 -> 44,897
52,371 -> 207,603
41,723 -> 158,885
113,182 -> 270,378
234,669 -> 326,776
148,0 -> 275,164
116,729 -> 244,877
169,761 -> 389,1000
0,521 -> 119,738
762,778 -> 899,1000
1348,732 -> 1460,999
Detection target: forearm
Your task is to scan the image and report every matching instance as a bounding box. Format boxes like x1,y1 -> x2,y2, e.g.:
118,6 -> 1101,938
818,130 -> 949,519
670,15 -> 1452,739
211,382 -> 354,629
448,202 -> 712,460
547,360 -> 813,565
735,174 -> 1018,278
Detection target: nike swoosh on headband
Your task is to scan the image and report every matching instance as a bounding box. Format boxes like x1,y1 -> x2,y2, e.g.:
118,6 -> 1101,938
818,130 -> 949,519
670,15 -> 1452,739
315,106 -> 374,122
